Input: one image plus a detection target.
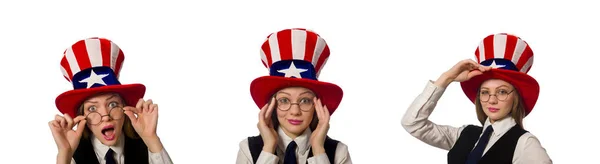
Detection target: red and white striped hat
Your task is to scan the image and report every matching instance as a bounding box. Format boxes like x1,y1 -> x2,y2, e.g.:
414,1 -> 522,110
460,33 -> 539,116
250,28 -> 343,115
55,37 -> 145,117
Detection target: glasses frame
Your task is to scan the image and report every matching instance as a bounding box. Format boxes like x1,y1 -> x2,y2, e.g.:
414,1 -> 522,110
479,89 -> 515,102
273,96 -> 315,112
85,106 -> 125,125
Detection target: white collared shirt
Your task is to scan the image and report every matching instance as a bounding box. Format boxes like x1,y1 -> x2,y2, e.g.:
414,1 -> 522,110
236,127 -> 352,164
401,80 -> 552,164
70,135 -> 173,164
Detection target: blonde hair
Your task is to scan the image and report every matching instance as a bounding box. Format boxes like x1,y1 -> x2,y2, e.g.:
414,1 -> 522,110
475,88 -> 526,129
77,93 -> 139,139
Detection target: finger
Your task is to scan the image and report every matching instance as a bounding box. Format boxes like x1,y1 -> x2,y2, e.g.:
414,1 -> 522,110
135,98 -> 144,111
73,116 -> 87,124
124,106 -> 141,114
55,115 -> 67,128
75,120 -> 87,136
150,104 -> 158,114
265,97 -> 276,120
323,105 -> 330,119
64,113 -> 74,129
259,103 -> 268,121
143,99 -> 153,113
50,120 -> 62,130
314,98 -> 324,119
124,110 -> 138,125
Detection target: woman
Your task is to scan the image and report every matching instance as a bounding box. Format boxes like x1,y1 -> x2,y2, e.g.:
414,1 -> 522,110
236,28 -> 352,164
48,37 -> 173,164
401,33 -> 552,164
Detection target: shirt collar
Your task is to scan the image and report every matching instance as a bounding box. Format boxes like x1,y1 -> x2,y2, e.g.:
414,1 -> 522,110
91,134 -> 125,160
277,127 -> 312,155
483,116 -> 517,137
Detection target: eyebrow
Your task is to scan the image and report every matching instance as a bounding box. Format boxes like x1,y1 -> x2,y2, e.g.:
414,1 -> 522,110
276,91 -> 315,96
481,85 -> 511,90
83,94 -> 119,104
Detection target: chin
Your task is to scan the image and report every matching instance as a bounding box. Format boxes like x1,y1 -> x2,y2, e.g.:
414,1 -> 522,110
486,114 -> 509,122
283,124 -> 309,135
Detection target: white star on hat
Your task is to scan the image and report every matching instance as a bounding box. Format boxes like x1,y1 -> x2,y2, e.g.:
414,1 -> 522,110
489,60 -> 506,68
79,70 -> 109,88
277,62 -> 308,78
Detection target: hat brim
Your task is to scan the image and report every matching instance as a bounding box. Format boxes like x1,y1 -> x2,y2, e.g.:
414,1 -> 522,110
55,84 -> 146,117
460,69 -> 539,116
250,76 -> 343,115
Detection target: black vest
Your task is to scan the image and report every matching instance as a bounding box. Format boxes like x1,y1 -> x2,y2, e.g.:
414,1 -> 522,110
73,136 -> 149,164
247,135 -> 339,164
447,125 -> 527,164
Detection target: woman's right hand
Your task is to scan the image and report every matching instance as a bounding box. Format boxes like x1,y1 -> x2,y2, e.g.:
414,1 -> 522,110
436,59 -> 491,87
48,113 -> 87,158
257,97 -> 278,153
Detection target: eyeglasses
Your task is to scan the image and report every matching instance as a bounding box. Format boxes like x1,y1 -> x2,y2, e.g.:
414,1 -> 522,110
85,107 -> 125,125
274,97 -> 314,112
479,89 -> 515,102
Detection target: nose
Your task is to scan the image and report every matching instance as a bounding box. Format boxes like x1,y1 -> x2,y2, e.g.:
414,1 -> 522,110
288,104 -> 301,115
100,107 -> 112,122
487,95 -> 499,104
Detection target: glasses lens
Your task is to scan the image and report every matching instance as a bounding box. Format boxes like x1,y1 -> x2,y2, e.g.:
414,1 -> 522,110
278,102 -> 290,111
110,107 -> 124,120
87,112 -> 101,125
300,103 -> 313,111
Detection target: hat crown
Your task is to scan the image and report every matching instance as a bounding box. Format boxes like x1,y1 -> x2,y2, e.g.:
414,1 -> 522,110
260,28 -> 330,79
475,33 -> 534,73
60,37 -> 124,82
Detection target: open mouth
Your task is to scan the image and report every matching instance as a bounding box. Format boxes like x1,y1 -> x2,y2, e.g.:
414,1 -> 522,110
101,125 -> 116,141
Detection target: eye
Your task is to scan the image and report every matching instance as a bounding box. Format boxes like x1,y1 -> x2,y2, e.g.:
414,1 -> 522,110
108,101 -> 119,108
88,106 -> 97,112
277,98 -> 290,104
497,89 -> 509,95
480,90 -> 490,95
299,98 -> 313,104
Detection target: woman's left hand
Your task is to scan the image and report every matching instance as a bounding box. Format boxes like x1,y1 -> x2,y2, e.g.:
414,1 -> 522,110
309,98 -> 330,156
124,98 -> 164,153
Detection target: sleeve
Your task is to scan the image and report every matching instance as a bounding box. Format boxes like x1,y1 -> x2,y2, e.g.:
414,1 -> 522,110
148,147 -> 174,164
70,158 -> 76,164
307,141 -> 352,164
513,133 -> 552,164
236,139 -> 279,164
401,80 -> 467,150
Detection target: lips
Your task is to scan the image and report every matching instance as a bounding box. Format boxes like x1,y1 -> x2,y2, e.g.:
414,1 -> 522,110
288,119 -> 303,125
488,107 -> 500,113
101,125 -> 116,141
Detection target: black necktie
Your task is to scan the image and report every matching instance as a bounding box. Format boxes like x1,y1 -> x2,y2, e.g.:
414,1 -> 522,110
466,126 -> 494,164
283,141 -> 298,164
105,148 -> 116,164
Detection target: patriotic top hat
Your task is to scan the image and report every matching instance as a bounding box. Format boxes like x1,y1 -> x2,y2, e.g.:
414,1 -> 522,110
460,33 -> 539,116
250,28 -> 343,115
55,37 -> 145,117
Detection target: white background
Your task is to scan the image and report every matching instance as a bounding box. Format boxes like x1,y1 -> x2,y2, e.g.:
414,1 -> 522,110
1,0 -> 598,163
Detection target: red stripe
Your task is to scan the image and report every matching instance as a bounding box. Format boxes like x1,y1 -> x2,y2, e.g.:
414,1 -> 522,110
114,50 -> 125,76
304,31 -> 318,62
261,41 -> 273,68
474,48 -> 480,62
314,44 -> 330,73
277,29 -> 293,60
60,57 -> 73,81
261,61 -> 267,68
100,39 -> 112,67
71,40 -> 92,71
483,35 -> 495,60
515,45 -> 533,70
503,35 -> 518,61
